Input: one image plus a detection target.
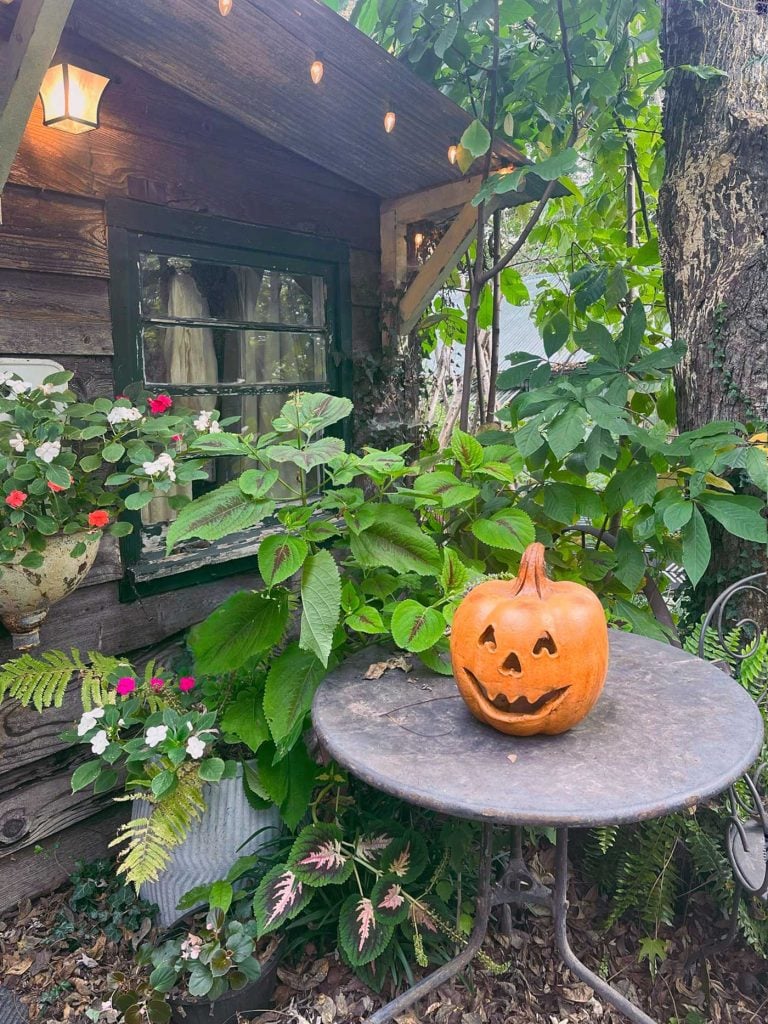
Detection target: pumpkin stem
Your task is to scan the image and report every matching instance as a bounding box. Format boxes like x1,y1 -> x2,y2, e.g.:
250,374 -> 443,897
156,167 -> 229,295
511,542 -> 550,598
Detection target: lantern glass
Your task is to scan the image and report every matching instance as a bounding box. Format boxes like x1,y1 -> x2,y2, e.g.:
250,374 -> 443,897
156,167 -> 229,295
39,64 -> 110,134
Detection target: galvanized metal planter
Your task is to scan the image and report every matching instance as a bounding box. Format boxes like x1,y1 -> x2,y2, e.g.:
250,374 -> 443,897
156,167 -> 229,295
137,768 -> 281,928
0,531 -> 101,649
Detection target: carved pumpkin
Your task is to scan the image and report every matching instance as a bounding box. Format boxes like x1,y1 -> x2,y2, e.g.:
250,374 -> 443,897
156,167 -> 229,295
450,542 -> 608,736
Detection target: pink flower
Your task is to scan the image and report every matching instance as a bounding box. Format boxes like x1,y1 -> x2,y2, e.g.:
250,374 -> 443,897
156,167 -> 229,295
88,510 -> 110,528
178,676 -> 196,692
149,677 -> 165,690
116,677 -> 136,696
6,490 -> 28,509
171,434 -> 183,443
147,394 -> 173,415
47,480 -> 67,493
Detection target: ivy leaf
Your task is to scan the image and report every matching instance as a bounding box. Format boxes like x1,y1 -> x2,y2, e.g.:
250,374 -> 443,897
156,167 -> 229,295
681,505 -> 711,587
391,600 -> 445,653
460,118 -> 491,158
253,866 -> 313,935
470,510 -> 535,552
697,493 -> 767,543
189,589 -> 290,674
299,550 -> 341,667
338,895 -> 394,968
349,505 -> 442,577
290,824 -> 353,887
263,643 -> 326,748
258,534 -> 309,588
166,481 -> 275,551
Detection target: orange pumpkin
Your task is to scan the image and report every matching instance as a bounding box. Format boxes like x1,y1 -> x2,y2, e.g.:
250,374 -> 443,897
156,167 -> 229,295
450,542 -> 609,736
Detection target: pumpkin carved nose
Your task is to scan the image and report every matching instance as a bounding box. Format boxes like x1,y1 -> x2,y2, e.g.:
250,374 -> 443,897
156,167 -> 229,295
500,651 -> 522,675
533,632 -> 557,656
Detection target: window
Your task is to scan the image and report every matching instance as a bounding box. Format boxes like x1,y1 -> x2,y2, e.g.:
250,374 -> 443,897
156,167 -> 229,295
107,200 -> 352,598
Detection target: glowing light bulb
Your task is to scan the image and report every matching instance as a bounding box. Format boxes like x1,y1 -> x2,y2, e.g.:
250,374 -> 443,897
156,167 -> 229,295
414,232 -> 424,249
219,0 -> 232,15
310,60 -> 325,84
384,111 -> 396,133
448,144 -> 458,165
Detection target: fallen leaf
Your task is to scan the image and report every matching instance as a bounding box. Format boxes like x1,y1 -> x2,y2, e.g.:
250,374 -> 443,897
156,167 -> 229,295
364,656 -> 411,679
6,957 -> 34,975
507,753 -> 518,763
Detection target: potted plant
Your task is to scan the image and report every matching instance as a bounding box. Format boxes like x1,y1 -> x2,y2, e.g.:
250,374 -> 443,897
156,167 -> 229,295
0,372 -> 205,647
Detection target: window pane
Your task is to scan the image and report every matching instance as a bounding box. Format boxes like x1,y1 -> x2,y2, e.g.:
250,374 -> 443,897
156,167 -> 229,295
142,325 -> 327,386
139,254 -> 326,328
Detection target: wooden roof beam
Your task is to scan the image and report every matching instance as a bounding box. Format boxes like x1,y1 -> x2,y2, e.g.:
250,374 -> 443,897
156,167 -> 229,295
0,0 -> 75,191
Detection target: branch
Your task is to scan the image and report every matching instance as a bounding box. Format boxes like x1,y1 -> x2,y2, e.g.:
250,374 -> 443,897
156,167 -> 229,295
615,116 -> 652,239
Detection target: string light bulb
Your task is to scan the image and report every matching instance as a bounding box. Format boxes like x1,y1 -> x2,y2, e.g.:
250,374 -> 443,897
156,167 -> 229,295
447,144 -> 458,165
384,110 -> 396,133
218,0 -> 232,15
413,232 -> 424,249
310,59 -> 325,85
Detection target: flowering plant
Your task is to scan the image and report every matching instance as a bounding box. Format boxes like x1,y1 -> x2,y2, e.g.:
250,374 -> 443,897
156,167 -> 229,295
0,371 -> 208,568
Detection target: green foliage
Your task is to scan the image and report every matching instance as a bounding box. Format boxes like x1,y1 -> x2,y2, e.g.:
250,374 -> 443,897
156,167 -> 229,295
0,649 -> 129,712
49,858 -> 157,947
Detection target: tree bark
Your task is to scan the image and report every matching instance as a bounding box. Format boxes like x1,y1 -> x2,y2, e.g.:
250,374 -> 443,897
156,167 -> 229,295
658,2 -> 768,609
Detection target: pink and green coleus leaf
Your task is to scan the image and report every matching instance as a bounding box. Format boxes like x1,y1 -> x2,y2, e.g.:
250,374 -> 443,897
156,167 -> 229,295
354,831 -> 394,863
378,831 -> 428,884
370,876 -> 410,925
289,823 -> 353,887
252,866 -> 313,935
338,894 -> 395,967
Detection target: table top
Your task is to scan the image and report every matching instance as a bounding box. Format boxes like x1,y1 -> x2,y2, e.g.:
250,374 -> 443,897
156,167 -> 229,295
312,631 -> 764,828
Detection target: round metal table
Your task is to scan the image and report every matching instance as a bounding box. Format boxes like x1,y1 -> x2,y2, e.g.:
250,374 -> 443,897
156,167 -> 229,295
313,630 -> 763,1024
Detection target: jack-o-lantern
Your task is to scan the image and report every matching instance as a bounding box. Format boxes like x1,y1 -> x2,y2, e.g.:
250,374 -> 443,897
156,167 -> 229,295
450,542 -> 608,736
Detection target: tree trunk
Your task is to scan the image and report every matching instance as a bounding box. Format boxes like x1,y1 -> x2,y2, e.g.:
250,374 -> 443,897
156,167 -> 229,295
658,2 -> 768,609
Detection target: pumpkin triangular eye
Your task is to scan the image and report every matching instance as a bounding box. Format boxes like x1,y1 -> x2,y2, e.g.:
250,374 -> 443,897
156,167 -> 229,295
478,625 -> 496,650
533,632 -> 557,656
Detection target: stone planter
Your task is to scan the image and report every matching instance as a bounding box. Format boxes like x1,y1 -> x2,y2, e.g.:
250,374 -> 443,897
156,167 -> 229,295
137,768 -> 282,928
169,940 -> 284,1024
0,531 -> 101,649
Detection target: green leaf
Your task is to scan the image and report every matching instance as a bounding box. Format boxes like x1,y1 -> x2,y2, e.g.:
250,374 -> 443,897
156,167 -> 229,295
189,589 -> 289,674
542,311 -> 570,357
290,823 -> 353,887
662,498 -> 693,532
166,480 -> 275,552
338,894 -> 394,968
258,535 -> 308,588
619,299 -> 646,363
542,483 -> 602,524
612,530 -> 646,591
151,770 -> 176,798
267,438 -> 345,473
198,757 -> 226,783
744,445 -> 768,492
391,600 -> 445,653
208,880 -> 234,914
263,643 -> 326,748
440,548 -> 471,596
280,743 -> 319,831
526,147 -> 579,180
272,392 -> 353,438
299,550 -> 341,667
20,551 -> 44,569
547,407 -> 587,461
681,506 -> 711,587
346,606 -> 385,634
253,866 -> 313,935
470,509 -> 535,552
239,468 -> 279,498
349,505 -> 442,577
603,463 -> 657,512
124,490 -> 155,510
102,442 -> 125,463
497,352 -> 542,390
460,118 -> 491,158
574,321 -> 620,366
450,428 -> 484,472
572,266 -> 608,311
220,690 -> 271,753
697,493 -> 767,543
604,265 -> 628,308
71,760 -> 102,792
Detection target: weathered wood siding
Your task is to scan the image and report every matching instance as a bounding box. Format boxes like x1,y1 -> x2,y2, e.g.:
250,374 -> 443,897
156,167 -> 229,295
0,32 -> 381,910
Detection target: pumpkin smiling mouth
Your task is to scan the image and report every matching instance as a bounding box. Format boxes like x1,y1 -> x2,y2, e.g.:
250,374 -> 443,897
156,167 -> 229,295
464,669 -> 570,717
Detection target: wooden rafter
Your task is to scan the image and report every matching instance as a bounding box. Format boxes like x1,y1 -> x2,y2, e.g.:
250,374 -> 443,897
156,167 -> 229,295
0,0 -> 75,191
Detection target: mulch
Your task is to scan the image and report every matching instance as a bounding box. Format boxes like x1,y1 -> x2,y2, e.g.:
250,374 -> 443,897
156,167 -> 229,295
1,854 -> 766,1024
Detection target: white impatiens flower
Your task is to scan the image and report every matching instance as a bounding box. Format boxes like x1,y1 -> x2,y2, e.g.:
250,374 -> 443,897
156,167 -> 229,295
107,406 -> 143,427
90,730 -> 109,755
193,410 -> 221,434
9,433 -> 25,454
186,735 -> 206,760
77,707 -> 106,737
34,439 -> 61,463
8,379 -> 33,395
142,452 -> 176,482
145,724 -> 169,748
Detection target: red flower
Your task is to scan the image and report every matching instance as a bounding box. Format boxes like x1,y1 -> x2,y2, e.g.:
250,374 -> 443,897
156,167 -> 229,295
5,490 -> 27,509
178,676 -> 196,692
171,434 -> 183,443
148,394 -> 173,415
88,510 -> 110,528
47,480 -> 68,493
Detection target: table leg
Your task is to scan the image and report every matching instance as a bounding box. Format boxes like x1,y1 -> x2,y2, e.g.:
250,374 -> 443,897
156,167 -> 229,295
553,828 -> 660,1024
366,823 -> 494,1024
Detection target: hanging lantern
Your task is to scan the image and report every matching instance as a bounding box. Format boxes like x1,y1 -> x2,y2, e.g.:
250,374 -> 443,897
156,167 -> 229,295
219,0 -> 233,15
384,110 -> 396,133
447,144 -> 458,165
310,59 -> 325,85
39,64 -> 110,134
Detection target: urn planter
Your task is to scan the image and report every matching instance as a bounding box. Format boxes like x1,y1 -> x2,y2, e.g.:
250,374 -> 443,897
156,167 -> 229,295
0,531 -> 101,649
137,768 -> 282,928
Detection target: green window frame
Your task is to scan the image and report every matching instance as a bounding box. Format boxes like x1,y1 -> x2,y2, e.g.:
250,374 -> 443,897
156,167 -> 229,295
106,199 -> 352,600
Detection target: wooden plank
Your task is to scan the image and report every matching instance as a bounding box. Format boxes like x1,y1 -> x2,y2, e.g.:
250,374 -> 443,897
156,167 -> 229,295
0,186 -> 107,276
381,175 -> 487,223
0,269 -> 113,355
0,0 -> 75,189
0,802 -> 128,912
0,689 -> 83,780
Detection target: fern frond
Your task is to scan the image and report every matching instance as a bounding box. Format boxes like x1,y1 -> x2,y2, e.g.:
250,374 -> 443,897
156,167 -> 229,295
0,650 -> 79,711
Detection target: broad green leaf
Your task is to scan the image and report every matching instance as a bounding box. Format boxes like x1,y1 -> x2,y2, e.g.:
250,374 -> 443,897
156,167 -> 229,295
258,534 -> 308,587
239,468 -> 279,498
497,352 -> 542,390
124,490 -> 155,511
744,445 -> 768,491
391,600 -> 445,653
253,866 -> 313,935
189,589 -> 289,674
499,268 -> 529,306
71,760 -> 102,792
280,743 -> 319,830
266,438 -> 345,472
413,471 -> 479,508
525,148 -> 579,180
697,493 -> 767,543
681,506 -> 711,587
338,894 -> 394,968
572,266 -> 608,311
547,407 -> 587,461
208,881 -> 234,914
450,428 -> 484,472
102,442 -> 125,463
514,416 -> 547,458
349,505 -> 442,576
220,689 -> 271,753
346,606 -> 385,634
662,498 -> 693,532
619,299 -> 646,363
542,483 -> 602,524
166,480 -> 275,551
575,321 -> 620,367
612,531 -> 646,591
460,118 -> 491,158
542,311 -> 570,357
603,463 -> 657,512
263,643 -> 326,748
470,509 -> 535,552
299,550 -> 341,667
198,757 -> 226,783
272,392 -> 353,437
440,548 -> 471,596
604,265 -> 629,308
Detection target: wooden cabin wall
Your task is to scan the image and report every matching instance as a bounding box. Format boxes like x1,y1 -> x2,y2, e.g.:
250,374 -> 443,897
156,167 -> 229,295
0,34 -> 381,910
